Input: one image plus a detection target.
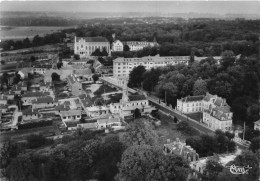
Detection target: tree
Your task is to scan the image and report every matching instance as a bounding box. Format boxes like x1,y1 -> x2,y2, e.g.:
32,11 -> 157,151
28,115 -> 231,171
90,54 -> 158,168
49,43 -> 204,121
57,62 -> 63,69
123,119 -> 159,147
128,65 -> 146,88
249,137 -> 260,153
30,56 -> 36,62
133,108 -> 141,118
102,47 -> 108,56
193,77 -> 207,96
6,153 -> 34,181
123,44 -> 130,51
203,160 -> 224,181
51,72 -> 60,82
91,49 -> 103,56
116,145 -> 190,181
74,54 -> 80,60
26,134 -> 47,149
1,60 -> 5,65
92,74 -> 99,82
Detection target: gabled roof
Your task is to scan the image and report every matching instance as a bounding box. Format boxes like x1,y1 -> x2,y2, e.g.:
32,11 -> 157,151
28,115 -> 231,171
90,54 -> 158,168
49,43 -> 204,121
22,109 -> 39,115
75,36 -> 109,43
254,120 -> 260,125
60,110 -> 82,117
55,104 -> 70,111
128,95 -> 146,101
77,122 -> 98,129
32,96 -> 56,104
181,95 -> 204,102
203,92 -> 217,101
22,91 -> 50,98
33,64 -> 52,69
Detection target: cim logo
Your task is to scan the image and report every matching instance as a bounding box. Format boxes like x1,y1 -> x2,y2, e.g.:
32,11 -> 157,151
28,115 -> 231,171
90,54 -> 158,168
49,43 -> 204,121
225,164 -> 252,174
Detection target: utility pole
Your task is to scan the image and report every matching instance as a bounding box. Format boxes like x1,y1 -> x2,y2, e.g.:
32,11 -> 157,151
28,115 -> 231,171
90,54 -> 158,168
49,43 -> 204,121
165,90 -> 167,105
243,121 -> 245,140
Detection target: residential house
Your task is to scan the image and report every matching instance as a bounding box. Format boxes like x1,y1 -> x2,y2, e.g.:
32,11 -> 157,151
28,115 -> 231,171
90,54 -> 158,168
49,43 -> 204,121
97,117 -> 122,129
163,138 -> 199,162
32,96 -> 58,109
22,91 -> 50,105
32,64 -> 52,74
18,68 -> 33,80
122,41 -> 159,51
3,91 -> 15,100
176,95 -> 204,114
39,82 -> 51,92
11,85 -> 22,95
67,74 -> 83,96
60,110 -> 82,122
0,94 -> 8,105
254,120 -> 260,131
86,106 -> 110,118
77,122 -> 98,130
22,109 -> 41,123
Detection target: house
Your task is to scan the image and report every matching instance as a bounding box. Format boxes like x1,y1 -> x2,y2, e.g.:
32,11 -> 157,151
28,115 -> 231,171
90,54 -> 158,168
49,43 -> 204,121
18,68 -> 33,79
74,36 -> 111,57
86,106 -> 110,118
176,95 -> 204,114
163,138 -> 199,162
22,109 -> 41,123
77,122 -> 98,130
60,110 -> 82,122
111,40 -> 124,52
194,56 -> 222,64
97,117 -> 121,129
11,85 -> 22,95
67,74 -> 83,96
124,41 -> 159,51
20,81 -> 28,91
39,82 -> 51,92
32,64 -> 52,74
32,96 -> 58,109
254,120 -> 260,131
22,91 -> 50,105
202,93 -> 233,131
3,91 -> 15,100
0,94 -> 8,105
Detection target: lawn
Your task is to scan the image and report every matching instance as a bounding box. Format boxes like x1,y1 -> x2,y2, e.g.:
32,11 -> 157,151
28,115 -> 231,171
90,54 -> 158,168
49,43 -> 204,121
151,111 -> 188,145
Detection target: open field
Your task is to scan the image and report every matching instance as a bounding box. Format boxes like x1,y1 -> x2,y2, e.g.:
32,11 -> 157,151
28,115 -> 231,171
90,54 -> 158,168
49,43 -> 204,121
0,26 -> 74,40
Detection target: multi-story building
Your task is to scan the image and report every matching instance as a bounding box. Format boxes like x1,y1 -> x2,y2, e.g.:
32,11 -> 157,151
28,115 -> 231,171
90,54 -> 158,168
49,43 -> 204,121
125,41 -> 159,51
32,64 -> 52,74
176,95 -> 204,114
74,36 -> 111,57
111,40 -> 124,52
113,55 -> 190,78
202,93 -> 233,131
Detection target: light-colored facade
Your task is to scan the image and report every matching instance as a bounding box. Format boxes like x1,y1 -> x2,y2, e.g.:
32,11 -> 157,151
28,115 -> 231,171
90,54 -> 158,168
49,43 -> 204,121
22,92 -> 50,105
60,110 -> 82,122
97,117 -> 121,129
74,36 -> 111,57
113,55 -> 190,78
176,95 -> 204,114
202,93 -> 233,131
111,40 -> 124,52
86,106 -> 110,118
22,109 -> 40,123
126,41 -> 159,51
32,96 -> 58,109
254,120 -> 260,131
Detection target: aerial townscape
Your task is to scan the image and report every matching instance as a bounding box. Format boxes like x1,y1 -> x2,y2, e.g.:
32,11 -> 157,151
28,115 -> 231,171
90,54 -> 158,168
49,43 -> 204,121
0,1 -> 260,181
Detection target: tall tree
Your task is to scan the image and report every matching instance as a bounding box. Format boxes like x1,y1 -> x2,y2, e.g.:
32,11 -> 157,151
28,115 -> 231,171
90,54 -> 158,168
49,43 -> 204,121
128,65 -> 146,88
193,77 -> 207,96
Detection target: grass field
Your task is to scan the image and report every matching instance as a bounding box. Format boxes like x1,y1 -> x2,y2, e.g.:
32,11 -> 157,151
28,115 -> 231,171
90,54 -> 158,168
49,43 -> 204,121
0,26 -> 73,40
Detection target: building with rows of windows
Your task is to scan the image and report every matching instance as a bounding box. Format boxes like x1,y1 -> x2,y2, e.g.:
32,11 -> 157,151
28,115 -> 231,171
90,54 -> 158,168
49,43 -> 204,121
113,55 -> 190,78
74,36 -> 111,57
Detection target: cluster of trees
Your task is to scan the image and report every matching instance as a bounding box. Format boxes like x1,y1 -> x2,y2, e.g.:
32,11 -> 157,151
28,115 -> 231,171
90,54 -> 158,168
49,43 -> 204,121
91,47 -> 109,57
176,121 -> 200,136
186,130 -> 236,157
129,53 -> 260,128
18,120 -> 53,130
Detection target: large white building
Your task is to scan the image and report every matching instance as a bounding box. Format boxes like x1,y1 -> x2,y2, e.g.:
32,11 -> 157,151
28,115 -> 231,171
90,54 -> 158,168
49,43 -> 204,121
176,92 -> 233,132
111,40 -> 159,52
74,36 -> 111,57
113,55 -> 190,78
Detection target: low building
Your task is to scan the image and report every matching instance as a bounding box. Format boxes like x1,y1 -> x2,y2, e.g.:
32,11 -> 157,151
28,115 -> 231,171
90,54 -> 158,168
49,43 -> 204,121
97,117 -> 121,129
254,120 -> 260,131
176,95 -> 204,114
86,106 -> 110,118
163,138 -> 199,162
22,109 -> 41,123
39,82 -> 51,92
0,94 -> 8,105
32,64 -> 52,74
111,40 -> 124,52
60,110 -> 82,122
67,74 -> 83,96
77,122 -> 98,130
194,56 -> 222,64
22,91 -> 50,105
18,68 -> 33,80
32,96 -> 58,109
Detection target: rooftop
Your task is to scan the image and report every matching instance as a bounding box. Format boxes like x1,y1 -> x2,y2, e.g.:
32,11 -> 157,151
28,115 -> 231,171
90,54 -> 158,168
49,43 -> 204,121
22,109 -> 39,115
97,117 -> 120,124
180,95 -> 204,102
128,95 -> 147,101
75,36 -> 109,43
60,110 -> 82,117
32,96 -> 56,104
77,122 -> 98,129
23,91 -> 50,98
113,55 -> 190,63
254,120 -> 260,125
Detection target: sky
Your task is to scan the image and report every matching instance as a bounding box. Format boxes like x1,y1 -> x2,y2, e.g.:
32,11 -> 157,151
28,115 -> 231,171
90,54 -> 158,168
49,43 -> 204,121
0,1 -> 260,15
